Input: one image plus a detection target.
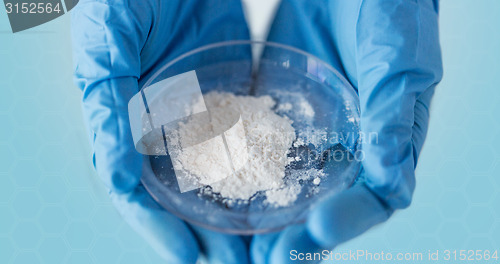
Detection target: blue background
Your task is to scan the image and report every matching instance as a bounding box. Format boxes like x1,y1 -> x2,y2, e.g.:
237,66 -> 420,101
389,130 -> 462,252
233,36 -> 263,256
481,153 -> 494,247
1,0 -> 499,263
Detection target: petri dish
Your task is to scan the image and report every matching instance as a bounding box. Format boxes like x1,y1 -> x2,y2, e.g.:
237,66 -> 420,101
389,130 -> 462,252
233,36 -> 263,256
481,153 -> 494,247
134,41 -> 361,234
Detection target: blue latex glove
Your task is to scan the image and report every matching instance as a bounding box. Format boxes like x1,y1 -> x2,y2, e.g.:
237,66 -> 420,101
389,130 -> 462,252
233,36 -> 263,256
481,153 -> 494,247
251,0 -> 443,263
71,0 -> 252,263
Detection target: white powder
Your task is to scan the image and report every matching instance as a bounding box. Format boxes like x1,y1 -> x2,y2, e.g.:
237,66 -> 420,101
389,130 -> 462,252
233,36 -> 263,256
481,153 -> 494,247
277,102 -> 293,111
169,91 -> 328,207
174,91 -> 297,204
313,177 -> 321,185
299,100 -> 315,117
265,167 -> 325,206
265,185 -> 301,207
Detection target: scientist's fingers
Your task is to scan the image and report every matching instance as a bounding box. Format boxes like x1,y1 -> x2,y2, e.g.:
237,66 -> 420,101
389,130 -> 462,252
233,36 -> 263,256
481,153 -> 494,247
110,185 -> 200,264
72,0 -> 152,193
351,0 -> 442,210
306,183 -> 392,248
83,77 -> 144,193
190,225 -> 250,264
250,231 -> 280,264
251,224 -> 323,264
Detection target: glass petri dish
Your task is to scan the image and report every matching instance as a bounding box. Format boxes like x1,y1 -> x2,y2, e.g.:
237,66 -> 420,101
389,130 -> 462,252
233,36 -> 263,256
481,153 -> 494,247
138,41 -> 361,234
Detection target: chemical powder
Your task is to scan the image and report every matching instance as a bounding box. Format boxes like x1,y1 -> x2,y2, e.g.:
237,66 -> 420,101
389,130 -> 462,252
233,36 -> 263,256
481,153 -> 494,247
172,91 -> 323,206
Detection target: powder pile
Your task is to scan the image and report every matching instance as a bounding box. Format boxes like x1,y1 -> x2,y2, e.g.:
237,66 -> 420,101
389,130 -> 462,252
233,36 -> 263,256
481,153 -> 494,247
173,91 -> 298,205
166,90 -> 329,207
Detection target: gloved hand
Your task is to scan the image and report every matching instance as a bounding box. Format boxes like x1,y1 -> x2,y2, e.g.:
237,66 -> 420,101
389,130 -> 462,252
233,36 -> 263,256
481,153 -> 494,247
71,0 -> 252,263
251,0 -> 443,263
